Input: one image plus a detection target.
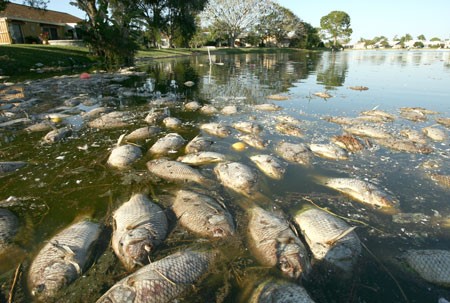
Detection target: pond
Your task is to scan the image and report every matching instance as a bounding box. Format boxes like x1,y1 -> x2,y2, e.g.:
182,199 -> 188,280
0,50 -> 449,302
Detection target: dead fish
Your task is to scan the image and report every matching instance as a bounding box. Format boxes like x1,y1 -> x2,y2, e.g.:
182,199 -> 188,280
107,145 -> 142,169
148,133 -> 186,156
309,143 -> 348,160
184,101 -> 202,111
314,92 -> 332,99
0,208 -> 19,252
275,122 -> 304,137
400,107 -> 439,115
96,250 -> 214,303
239,134 -> 268,150
28,220 -> 101,301
375,138 -> 433,154
422,126 -> 447,142
249,278 -> 315,303
400,129 -> 428,145
145,108 -> 169,124
356,115 -> 392,123
172,190 -> 235,238
294,208 -> 361,272
402,249 -> 450,287
349,86 -> 369,91
248,206 -> 311,279
250,154 -> 286,180
275,115 -> 302,125
232,121 -> 262,134
112,194 -> 168,271
331,135 -> 365,152
221,105 -> 238,115
81,107 -> 112,121
275,142 -> 313,167
266,94 -> 289,101
360,109 -> 395,121
429,174 -> 450,188
400,109 -> 427,122
162,116 -> 182,129
200,104 -> 219,115
88,111 -> 130,129
323,116 -> 359,125
177,151 -> 226,166
124,126 -> 161,142
200,122 -> 231,138
344,124 -> 392,139
24,121 -> 54,133
436,117 -> 450,128
320,177 -> 398,209
254,103 -> 282,111
214,162 -> 259,197
146,159 -> 207,184
43,127 -> 72,143
185,135 -> 213,153
0,161 -> 27,175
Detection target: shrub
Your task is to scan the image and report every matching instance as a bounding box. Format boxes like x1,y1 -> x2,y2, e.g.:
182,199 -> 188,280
24,36 -> 40,44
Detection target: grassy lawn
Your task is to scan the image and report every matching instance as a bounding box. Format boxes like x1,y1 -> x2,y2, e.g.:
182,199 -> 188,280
0,45 -> 96,80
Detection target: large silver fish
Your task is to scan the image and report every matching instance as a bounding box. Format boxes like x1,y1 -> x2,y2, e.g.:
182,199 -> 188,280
275,122 -> 304,137
294,208 -> 361,272
403,249 -> 450,287
28,220 -> 101,301
276,142 -> 313,167
96,250 -> 215,303
88,111 -> 130,129
360,109 -> 395,121
254,103 -> 282,111
250,154 -> 286,180
112,194 -> 168,271
200,122 -> 231,138
0,208 -> 19,252
248,206 -> 311,279
146,159 -> 207,184
185,135 -> 213,154
232,121 -> 262,134
331,135 -> 365,152
107,144 -> 143,169
214,162 -> 259,197
344,125 -> 392,139
239,134 -> 268,150
144,108 -> 169,125
172,190 -> 235,238
249,278 -> 315,303
177,151 -> 227,166
436,117 -> 450,128
422,126 -> 447,142
148,133 -> 186,156
125,126 -> 161,142
309,143 -> 348,160
320,177 -> 398,209
375,138 -> 433,154
43,126 -> 72,143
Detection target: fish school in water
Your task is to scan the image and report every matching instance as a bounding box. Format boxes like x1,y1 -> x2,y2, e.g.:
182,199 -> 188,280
0,68 -> 449,302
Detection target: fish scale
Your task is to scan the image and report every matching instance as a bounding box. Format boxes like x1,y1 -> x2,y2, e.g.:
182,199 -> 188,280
96,250 -> 214,303
403,249 -> 450,287
0,208 -> 19,251
147,159 -> 207,184
294,208 -> 361,272
28,220 -> 101,300
249,279 -> 315,303
172,190 -> 235,238
112,194 -> 168,271
248,206 -> 311,279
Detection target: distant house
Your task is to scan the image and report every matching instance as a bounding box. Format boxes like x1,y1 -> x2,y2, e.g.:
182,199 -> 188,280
0,3 -> 82,45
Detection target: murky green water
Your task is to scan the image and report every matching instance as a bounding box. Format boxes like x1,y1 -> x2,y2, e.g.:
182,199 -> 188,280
1,50 -> 449,302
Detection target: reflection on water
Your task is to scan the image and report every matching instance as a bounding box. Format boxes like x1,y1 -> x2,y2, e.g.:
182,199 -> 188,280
1,50 -> 450,302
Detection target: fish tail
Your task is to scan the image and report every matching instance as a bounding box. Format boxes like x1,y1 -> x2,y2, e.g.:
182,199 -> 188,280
310,174 -> 329,186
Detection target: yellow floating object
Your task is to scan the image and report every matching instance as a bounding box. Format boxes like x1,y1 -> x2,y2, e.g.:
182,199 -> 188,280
232,142 -> 246,151
51,117 -> 62,123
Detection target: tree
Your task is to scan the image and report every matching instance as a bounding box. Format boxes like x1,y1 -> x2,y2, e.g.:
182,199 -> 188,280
22,0 -> 49,8
0,0 -> 8,11
201,0 -> 273,47
413,41 -> 424,48
290,22 -> 321,49
417,34 -> 426,41
430,37 -> 441,41
320,11 -> 352,47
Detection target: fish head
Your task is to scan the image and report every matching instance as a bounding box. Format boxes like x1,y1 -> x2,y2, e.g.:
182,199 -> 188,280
278,244 -> 310,279
31,261 -> 74,299
119,227 -> 154,270
209,215 -> 234,237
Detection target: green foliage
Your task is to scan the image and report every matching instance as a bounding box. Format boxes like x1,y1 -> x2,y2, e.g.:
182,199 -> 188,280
289,22 -> 321,49
413,41 -> 424,48
430,37 -> 441,41
320,11 -> 352,47
417,34 -> 426,41
0,0 -> 8,11
22,0 -> 48,8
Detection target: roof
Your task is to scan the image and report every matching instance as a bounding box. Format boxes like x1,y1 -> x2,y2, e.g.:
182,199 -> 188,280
0,3 -> 83,25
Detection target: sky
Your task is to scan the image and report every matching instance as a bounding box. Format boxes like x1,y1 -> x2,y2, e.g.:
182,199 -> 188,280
11,0 -> 450,44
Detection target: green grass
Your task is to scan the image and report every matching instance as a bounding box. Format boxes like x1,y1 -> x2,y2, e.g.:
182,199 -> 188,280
0,45 -> 96,81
